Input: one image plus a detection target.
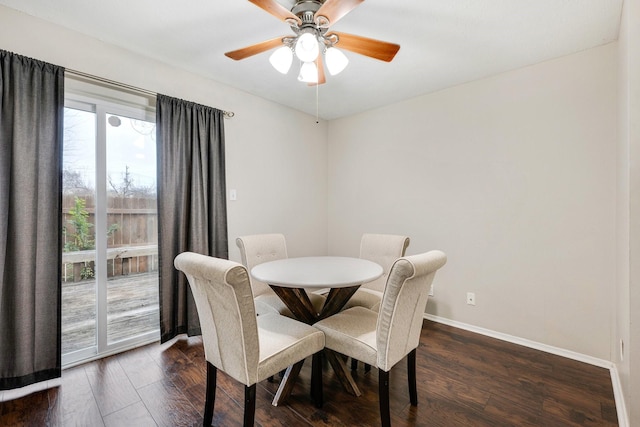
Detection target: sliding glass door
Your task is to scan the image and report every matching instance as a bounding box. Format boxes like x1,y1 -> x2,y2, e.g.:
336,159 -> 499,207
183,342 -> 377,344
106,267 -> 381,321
62,93 -> 158,366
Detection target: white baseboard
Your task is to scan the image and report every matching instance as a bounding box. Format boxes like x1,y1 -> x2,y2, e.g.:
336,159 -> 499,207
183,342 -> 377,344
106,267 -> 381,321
424,314 -> 629,426
609,364 -> 630,427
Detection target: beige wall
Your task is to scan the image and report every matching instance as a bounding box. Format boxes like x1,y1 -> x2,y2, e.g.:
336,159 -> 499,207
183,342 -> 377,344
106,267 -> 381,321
0,5 -> 329,262
619,0 -> 640,424
616,0 -> 631,422
328,44 -> 618,361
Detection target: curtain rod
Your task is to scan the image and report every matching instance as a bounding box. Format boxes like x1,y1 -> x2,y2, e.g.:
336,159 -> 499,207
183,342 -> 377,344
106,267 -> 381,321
65,69 -> 235,118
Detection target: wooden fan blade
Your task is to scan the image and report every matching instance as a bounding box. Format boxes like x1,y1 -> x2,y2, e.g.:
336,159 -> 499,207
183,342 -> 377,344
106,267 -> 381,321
308,54 -> 327,86
315,0 -> 364,26
224,37 -> 285,60
317,54 -> 327,85
249,0 -> 301,25
329,31 -> 400,62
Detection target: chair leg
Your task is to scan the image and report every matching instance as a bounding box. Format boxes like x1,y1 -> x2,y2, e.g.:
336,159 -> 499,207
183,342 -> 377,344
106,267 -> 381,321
203,362 -> 217,426
311,352 -> 323,408
378,369 -> 391,427
243,384 -> 257,427
408,349 -> 417,406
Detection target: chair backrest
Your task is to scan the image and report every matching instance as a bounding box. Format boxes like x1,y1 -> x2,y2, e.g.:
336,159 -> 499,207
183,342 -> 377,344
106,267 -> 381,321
174,252 -> 260,386
236,234 -> 288,297
359,233 -> 410,293
376,250 -> 447,371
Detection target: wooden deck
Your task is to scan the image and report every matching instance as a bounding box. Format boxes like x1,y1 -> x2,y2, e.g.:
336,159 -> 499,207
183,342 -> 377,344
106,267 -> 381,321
62,273 -> 159,354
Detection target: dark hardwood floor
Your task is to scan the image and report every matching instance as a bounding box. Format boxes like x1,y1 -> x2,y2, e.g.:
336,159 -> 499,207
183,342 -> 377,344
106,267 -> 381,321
0,320 -> 618,426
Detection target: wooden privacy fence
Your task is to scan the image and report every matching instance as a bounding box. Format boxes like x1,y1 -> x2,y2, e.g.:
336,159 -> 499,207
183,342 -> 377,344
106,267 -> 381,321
62,194 -> 158,282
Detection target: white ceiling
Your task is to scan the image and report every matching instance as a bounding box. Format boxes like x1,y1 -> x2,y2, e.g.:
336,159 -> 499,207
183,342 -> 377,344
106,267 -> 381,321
0,0 -> 623,120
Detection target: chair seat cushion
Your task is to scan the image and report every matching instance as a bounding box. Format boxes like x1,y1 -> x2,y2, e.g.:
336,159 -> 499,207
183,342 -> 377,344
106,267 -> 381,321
343,288 -> 383,312
256,313 -> 325,382
314,306 -> 378,367
255,292 -> 327,318
254,294 -> 283,316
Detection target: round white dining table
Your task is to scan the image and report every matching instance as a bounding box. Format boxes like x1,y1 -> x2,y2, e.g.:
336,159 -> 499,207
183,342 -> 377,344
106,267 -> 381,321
251,256 -> 383,406
251,256 -> 383,288
251,256 -> 382,324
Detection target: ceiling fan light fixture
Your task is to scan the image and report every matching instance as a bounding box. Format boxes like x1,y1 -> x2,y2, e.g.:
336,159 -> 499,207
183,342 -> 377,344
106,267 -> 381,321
269,46 -> 293,74
298,61 -> 318,83
294,32 -> 319,62
224,0 -> 399,85
325,46 -> 349,75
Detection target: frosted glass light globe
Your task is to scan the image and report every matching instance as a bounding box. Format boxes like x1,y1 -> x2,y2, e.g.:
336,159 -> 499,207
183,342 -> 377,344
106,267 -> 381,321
269,46 -> 293,74
295,33 -> 319,62
297,61 -> 318,83
325,47 -> 349,75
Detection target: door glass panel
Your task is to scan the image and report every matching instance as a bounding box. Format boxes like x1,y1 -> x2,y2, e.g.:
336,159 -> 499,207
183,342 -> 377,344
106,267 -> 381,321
62,98 -> 159,366
61,107 -> 97,356
105,113 -> 159,344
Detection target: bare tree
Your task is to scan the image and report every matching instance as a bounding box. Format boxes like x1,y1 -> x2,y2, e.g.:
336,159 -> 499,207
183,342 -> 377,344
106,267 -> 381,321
63,168 -> 93,195
108,165 -> 156,198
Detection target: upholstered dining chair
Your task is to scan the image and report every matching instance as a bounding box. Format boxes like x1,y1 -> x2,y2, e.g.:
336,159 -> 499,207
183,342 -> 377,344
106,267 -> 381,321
174,252 -> 325,427
343,233 -> 410,312
345,233 -> 410,372
236,233 -> 326,317
314,250 -> 447,427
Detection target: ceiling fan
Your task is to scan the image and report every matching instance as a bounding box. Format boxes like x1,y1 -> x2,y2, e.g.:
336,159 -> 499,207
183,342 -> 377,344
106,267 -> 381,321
224,0 -> 400,84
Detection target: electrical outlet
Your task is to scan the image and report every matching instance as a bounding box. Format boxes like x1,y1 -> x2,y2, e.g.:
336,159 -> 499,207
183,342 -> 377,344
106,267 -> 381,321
466,292 -> 476,305
428,284 -> 434,296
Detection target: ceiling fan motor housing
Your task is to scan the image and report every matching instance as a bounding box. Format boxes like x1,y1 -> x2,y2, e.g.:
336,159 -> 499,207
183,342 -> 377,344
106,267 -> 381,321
291,0 -> 322,19
290,0 -> 329,45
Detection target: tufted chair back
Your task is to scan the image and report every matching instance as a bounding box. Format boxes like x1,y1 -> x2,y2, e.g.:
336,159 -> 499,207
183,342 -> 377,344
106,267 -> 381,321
359,233 -> 410,293
236,233 -> 288,297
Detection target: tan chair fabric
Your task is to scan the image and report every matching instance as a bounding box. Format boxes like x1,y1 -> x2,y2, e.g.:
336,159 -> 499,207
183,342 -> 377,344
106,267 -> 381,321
344,233 -> 410,311
315,250 -> 445,427
315,250 -> 447,371
174,252 -> 325,386
236,233 -> 287,297
236,233 -> 326,316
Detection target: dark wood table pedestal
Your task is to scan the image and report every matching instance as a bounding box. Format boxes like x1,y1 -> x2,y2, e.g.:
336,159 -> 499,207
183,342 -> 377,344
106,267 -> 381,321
269,285 -> 362,406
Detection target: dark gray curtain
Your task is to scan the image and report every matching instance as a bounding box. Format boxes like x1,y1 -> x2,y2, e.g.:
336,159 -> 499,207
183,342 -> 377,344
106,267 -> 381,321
156,94 -> 228,343
0,50 -> 64,389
